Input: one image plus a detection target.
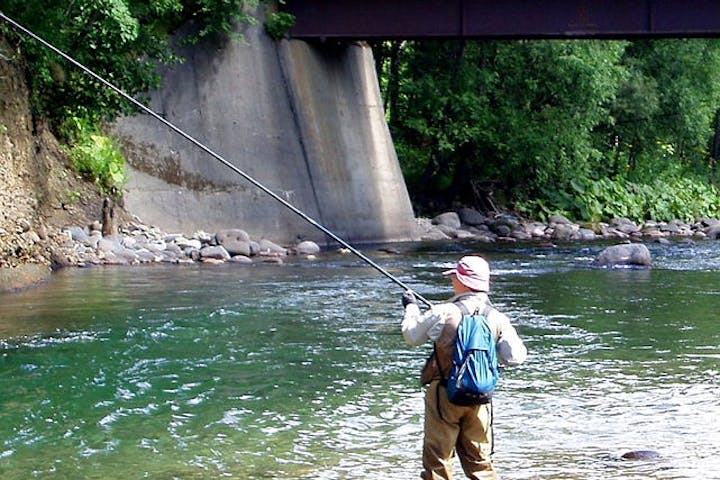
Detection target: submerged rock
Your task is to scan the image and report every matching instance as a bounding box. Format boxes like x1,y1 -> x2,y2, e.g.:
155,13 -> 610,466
621,450 -> 661,460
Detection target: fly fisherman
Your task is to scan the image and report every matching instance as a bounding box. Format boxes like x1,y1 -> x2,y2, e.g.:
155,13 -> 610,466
401,255 -> 527,480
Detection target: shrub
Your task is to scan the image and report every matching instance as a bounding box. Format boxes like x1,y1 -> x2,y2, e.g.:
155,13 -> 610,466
65,117 -> 127,197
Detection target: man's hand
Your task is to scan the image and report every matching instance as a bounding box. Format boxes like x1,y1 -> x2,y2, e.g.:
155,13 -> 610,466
401,290 -> 417,308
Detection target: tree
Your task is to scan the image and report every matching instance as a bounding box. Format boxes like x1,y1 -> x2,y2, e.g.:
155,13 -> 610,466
386,39 -> 626,211
1,0 -> 260,130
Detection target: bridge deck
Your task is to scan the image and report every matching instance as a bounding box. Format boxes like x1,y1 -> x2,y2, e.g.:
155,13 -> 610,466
283,0 -> 720,40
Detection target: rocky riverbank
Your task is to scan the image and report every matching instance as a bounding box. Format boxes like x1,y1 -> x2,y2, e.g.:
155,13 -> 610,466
419,208 -> 720,244
4,199 -> 720,293
38,206 -> 720,272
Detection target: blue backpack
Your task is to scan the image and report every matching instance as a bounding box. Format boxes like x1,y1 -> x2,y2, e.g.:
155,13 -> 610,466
445,305 -> 499,406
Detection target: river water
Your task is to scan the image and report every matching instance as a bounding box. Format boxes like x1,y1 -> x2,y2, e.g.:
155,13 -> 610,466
1,240 -> 718,479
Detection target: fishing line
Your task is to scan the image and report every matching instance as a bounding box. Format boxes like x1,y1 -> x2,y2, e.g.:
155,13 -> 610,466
0,12 -> 432,306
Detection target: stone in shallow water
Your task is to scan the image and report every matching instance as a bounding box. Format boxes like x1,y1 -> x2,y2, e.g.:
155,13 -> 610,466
620,450 -> 661,460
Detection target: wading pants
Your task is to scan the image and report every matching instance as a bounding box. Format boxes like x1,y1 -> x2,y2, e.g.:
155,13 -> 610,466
421,381 -> 497,480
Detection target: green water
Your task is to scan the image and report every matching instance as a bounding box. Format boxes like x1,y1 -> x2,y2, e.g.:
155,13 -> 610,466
1,242 -> 719,479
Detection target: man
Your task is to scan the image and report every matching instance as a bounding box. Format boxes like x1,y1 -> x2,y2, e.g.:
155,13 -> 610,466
401,255 -> 527,480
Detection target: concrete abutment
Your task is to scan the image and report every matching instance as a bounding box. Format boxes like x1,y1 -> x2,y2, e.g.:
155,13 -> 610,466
113,19 -> 416,245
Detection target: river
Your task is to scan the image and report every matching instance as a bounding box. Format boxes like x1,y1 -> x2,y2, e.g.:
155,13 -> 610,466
1,240 -> 719,479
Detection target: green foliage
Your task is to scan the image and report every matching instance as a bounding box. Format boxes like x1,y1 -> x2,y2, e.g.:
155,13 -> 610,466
382,38 -> 720,221
517,175 -> 720,223
1,0 -> 262,127
265,11 -> 295,40
65,117 -> 127,197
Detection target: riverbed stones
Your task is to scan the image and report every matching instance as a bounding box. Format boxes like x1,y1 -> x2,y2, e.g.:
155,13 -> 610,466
596,243 -> 652,267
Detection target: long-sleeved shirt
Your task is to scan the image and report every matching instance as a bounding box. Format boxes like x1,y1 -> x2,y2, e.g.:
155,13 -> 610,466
402,292 -> 528,366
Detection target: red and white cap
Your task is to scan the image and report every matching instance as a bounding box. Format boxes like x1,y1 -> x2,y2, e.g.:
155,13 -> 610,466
443,255 -> 490,292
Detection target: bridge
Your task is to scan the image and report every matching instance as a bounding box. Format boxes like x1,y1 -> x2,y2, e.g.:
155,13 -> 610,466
282,0 -> 720,40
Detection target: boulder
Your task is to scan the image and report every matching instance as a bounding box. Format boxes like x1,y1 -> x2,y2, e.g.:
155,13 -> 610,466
200,245 -> 231,260
215,229 -> 253,255
549,214 -> 573,225
706,224 -> 720,239
457,207 -> 487,226
436,224 -> 461,238
596,243 -> 652,266
577,228 -> 597,241
216,228 -> 250,245
296,240 -> 320,255
551,223 -> 578,241
258,239 -> 287,256
221,239 -> 252,256
421,229 -> 452,241
66,226 -> 91,246
432,212 -> 462,229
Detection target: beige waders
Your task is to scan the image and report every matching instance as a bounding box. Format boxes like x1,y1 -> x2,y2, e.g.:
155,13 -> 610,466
421,381 -> 497,480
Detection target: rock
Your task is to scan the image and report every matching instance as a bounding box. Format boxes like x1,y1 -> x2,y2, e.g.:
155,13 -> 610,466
258,239 -> 287,256
577,228 -> 597,241
706,224 -> 720,239
432,212 -> 462,229
611,217 -> 641,234
620,450 -> 661,460
596,243 -> 652,266
421,229 -> 452,241
97,235 -> 123,254
455,229 -> 476,240
201,258 -> 225,265
436,224 -> 461,238
21,231 -> 41,244
490,223 -> 512,237
457,207 -> 487,226
549,214 -> 573,225
528,222 -> 549,238
66,226 -> 91,245
229,255 -> 252,264
551,223 -> 578,241
174,237 -> 202,250
296,240 -> 320,255
200,245 -> 231,260
144,241 -> 168,253
215,229 -> 250,245
164,243 -> 183,255
660,222 -> 680,234
135,250 -> 159,263
221,239 -> 252,256
510,230 -> 532,241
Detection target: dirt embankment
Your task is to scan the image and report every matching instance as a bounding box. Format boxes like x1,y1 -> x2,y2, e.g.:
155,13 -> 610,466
0,37 -> 111,292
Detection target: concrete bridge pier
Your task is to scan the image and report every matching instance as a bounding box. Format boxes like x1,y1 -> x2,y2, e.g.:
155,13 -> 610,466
113,19 -> 416,246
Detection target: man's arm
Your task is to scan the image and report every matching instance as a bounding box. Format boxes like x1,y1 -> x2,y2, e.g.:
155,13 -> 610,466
492,311 -> 528,366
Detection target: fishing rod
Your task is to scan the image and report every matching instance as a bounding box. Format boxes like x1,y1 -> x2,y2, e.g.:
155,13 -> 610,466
0,11 -> 433,307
